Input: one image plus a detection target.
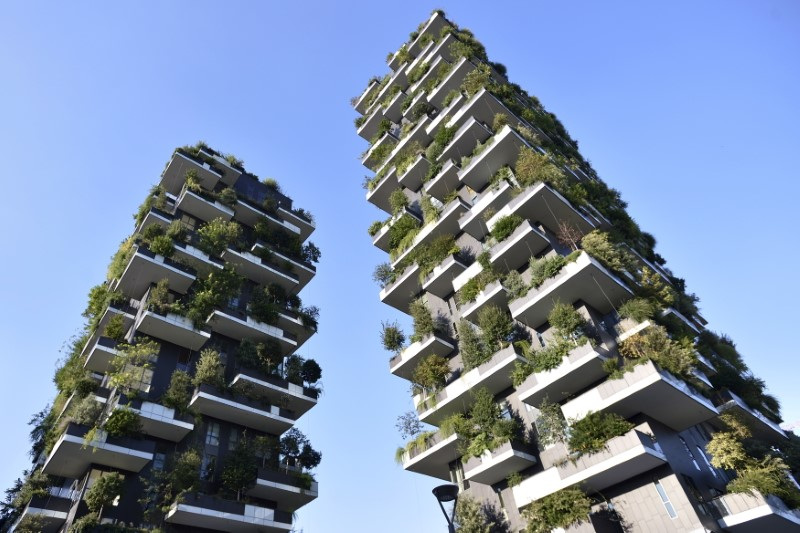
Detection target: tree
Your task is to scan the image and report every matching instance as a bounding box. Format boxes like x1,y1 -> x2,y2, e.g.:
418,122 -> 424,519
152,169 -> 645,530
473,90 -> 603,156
522,486 -> 591,533
556,220 -> 582,251
396,411 -> 423,440
110,339 -> 160,396
454,494 -> 491,533
476,305 -> 512,351
300,359 -> 322,385
85,472 -> 124,515
193,348 -> 224,388
162,370 -> 192,412
221,439 -> 258,501
381,321 -> 406,353
280,428 -> 322,470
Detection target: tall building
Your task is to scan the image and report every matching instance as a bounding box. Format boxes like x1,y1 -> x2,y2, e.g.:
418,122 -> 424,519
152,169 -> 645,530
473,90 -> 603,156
355,11 -> 799,533
2,144 -> 322,532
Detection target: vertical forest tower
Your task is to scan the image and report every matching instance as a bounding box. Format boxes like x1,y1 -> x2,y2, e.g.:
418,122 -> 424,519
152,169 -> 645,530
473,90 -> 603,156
5,144 -> 322,532
354,11 -> 799,533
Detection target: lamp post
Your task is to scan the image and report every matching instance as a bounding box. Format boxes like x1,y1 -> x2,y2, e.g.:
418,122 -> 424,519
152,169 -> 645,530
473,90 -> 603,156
432,484 -> 459,533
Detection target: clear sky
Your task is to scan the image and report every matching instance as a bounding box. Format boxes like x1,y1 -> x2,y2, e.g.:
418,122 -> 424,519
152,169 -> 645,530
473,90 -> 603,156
0,1 -> 798,531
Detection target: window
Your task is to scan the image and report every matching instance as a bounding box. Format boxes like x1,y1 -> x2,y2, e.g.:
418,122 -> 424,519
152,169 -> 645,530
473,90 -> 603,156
679,437 -> 700,471
229,428 -> 240,450
176,349 -> 191,372
153,453 -> 166,471
654,479 -> 678,519
205,422 -> 220,446
179,213 -> 197,231
696,446 -> 718,478
201,454 -> 216,481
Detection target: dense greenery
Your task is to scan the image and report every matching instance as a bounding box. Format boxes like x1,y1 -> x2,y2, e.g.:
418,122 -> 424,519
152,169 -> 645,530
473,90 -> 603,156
161,370 -> 192,413
192,348 -> 224,389
567,411 -> 634,457
411,354 -> 450,394
614,325 -> 697,380
85,472 -> 124,513
104,407 -> 142,438
441,387 -> 519,461
490,214 -> 523,242
381,321 -> 406,353
522,486 -> 591,533
409,298 -> 443,342
197,217 -> 241,256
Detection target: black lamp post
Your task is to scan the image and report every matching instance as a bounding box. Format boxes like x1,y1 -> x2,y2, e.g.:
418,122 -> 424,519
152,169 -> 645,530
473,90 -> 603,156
432,484 -> 459,532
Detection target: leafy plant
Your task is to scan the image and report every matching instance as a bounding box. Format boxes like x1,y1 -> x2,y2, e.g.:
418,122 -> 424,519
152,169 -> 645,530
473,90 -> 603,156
186,265 -> 242,326
490,214 -> 523,242
192,348 -> 224,389
104,407 -> 142,437
461,64 -> 491,96
618,297 -> 658,322
411,354 -> 450,393
425,125 -> 456,162
197,217 -> 241,256
162,370 -> 192,413
420,194 -> 440,224
529,251 -> 580,288
454,494 -> 493,533
580,230 -> 635,273
381,321 -> 406,353
221,438 -> 258,501
533,397 -> 567,447
514,146 -> 566,191
618,325 -> 696,380
85,472 -> 124,513
522,486 -> 591,533
110,339 -> 160,396
409,298 -> 441,342
477,305 -> 512,352
280,428 -> 322,470
636,267 -> 676,308
567,411 -> 634,457
502,270 -> 527,301
396,411 -> 423,440
446,387 -> 519,460
104,314 -> 126,342
458,319 -> 490,371
389,188 -> 409,216
72,395 -> 103,427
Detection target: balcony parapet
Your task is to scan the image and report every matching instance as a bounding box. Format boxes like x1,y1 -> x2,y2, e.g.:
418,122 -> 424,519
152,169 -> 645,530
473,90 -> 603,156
166,492 -> 293,532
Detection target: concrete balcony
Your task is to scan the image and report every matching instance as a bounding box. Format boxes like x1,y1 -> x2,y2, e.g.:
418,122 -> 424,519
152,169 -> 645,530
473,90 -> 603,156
422,254 -> 468,299
714,390 -> 786,443
380,263 -> 422,313
406,11 -> 449,57
424,159 -> 460,202
488,182 -> 595,240
199,148 -> 243,186
415,345 -> 524,425
135,307 -> 210,351
459,180 -> 514,240
175,186 -> 234,222
134,205 -> 174,237
83,336 -> 119,373
383,90 -> 408,123
401,91 -> 429,123
376,116 -> 433,179
510,252 -> 633,328
357,104 -> 388,141
124,399 -> 194,442
362,132 -> 399,171
172,240 -> 225,276
425,92 -> 466,137
710,491 -> 800,532
458,126 -> 528,191
248,467 -> 318,511
366,166 -> 399,214
222,248 -> 300,291
513,422 -> 667,507
488,220 -> 550,272
189,384 -> 296,434
161,151 -> 222,195
81,301 -> 137,358
277,207 -> 315,242
113,245 -> 196,298
354,78 -> 380,114
561,360 -> 718,431
463,440 -> 538,485
42,423 -> 155,478
408,55 -> 449,95
231,367 -> 319,418
437,116 -> 492,165
695,351 -> 717,376
459,280 -> 508,324
447,88 -> 525,134
427,56 -> 478,108
372,209 -> 422,253
397,154 -> 432,192
15,491 -> 73,533
373,67 -> 409,111
389,332 -> 455,381
207,308 -> 298,354
517,342 -> 610,406
660,306 -> 701,335
400,429 -> 460,481
391,197 -> 470,268
233,198 -> 301,236
166,493 -> 293,533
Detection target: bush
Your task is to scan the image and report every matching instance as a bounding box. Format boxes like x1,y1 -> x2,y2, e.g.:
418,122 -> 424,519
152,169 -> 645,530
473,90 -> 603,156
162,370 -> 192,412
248,285 -> 280,325
425,125 -> 456,162
637,267 -> 676,307
619,325 -> 696,379
618,297 -> 658,322
389,189 -> 408,216
409,298 -> 438,342
367,220 -> 384,236
197,217 -> 241,256
454,387 -> 519,460
548,301 -> 585,339
387,214 -> 420,252
72,395 -> 103,426
514,147 -> 567,191
193,348 -> 224,388
580,230 -> 635,273
85,472 -> 124,512
372,262 -> 396,288
523,486 -> 591,533
104,407 -> 142,437
104,314 -> 126,342
411,354 -> 450,393
567,411 -> 634,457
477,305 -> 512,351
217,187 -> 237,207
490,214 -> 523,242
492,113 -> 509,132
381,321 -> 406,352
461,64 -> 491,96
503,270 -> 527,300
459,319 -> 490,371
529,253 -> 575,288
420,194 -> 440,224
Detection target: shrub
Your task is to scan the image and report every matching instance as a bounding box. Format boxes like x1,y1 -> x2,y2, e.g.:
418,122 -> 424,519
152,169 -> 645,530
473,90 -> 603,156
104,407 -> 142,437
162,370 -> 192,412
454,494 -> 493,532
193,348 -> 224,388
186,265 -> 242,326
529,253 -> 574,288
548,301 -> 585,339
410,101 -> 434,121
457,268 -> 499,304
580,230 -> 635,273
411,354 -> 450,392
425,125 -> 456,162
389,188 -> 409,216
492,113 -> 509,132
409,298 -> 439,342
514,146 -> 566,191
522,486 -> 591,533
367,220 -> 384,237
372,262 -> 396,288
197,217 -> 241,256
619,325 -> 696,379
387,214 -> 420,251
618,297 -> 658,322
567,411 -> 634,457
248,285 -> 280,325
407,61 -> 431,84
459,319 -> 490,371
477,305 -> 512,351
85,472 -> 124,512
107,237 -> 134,281
637,267 -> 676,307
490,214 -> 523,242
461,64 -> 491,96
420,194 -> 439,224
381,321 -> 406,352
221,439 -> 258,501
280,428 -> 322,470
104,314 -> 126,342
442,89 -> 461,107
456,387 -> 519,460
503,270 -> 527,301
72,395 -> 103,426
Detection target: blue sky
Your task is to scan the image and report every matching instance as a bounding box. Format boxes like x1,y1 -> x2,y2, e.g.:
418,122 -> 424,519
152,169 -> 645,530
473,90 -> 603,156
0,1 -> 798,531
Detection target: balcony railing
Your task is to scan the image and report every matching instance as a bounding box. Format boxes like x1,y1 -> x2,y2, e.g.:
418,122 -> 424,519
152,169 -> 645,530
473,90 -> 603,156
400,429 -> 460,481
708,491 -> 800,532
389,332 -> 455,381
714,390 -> 786,443
113,244 -> 196,298
166,492 -> 293,532
248,466 -> 319,510
231,366 -> 318,418
189,383 -> 296,434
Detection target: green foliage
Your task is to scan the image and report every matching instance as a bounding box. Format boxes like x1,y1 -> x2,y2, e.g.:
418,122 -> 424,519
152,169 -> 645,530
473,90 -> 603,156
490,214 -> 523,242
502,270 -> 527,301
133,185 -> 167,227
492,113 -> 509,132
85,472 -> 124,512
512,339 -> 573,387
454,494 -> 492,533
107,237 -> 134,281
522,486 -> 591,533
162,370 -> 192,413
104,314 -> 126,342
457,267 -> 499,305
618,325 -> 696,380
442,89 -> 461,107
387,213 -> 421,253
534,397 -> 567,447
459,319 -> 491,371
461,64 -> 491,96
381,321 -> 406,353
186,265 -> 243,326
148,234 -> 175,258
410,101 -> 434,121
411,354 -> 450,393
401,234 -> 459,280
636,267 -> 676,307
367,220 -> 384,237
420,194 -> 440,224
192,348 -> 224,388
529,252 -> 579,289
197,217 -> 241,256
449,387 -> 519,460
248,284 -> 281,325
104,407 -> 142,437
477,305 -> 512,351
567,411 -> 634,457
547,301 -> 586,339
514,147 -> 567,191
110,339 -> 160,396
407,61 -> 431,84
372,262 -> 396,288
69,513 -> 100,532
221,439 -> 258,500
389,188 -> 409,216
580,230 -> 635,273
262,177 -> 281,192
425,125 -> 456,162
280,428 -> 322,470
409,298 -> 440,342
421,61 -> 453,93
618,297 -> 658,322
